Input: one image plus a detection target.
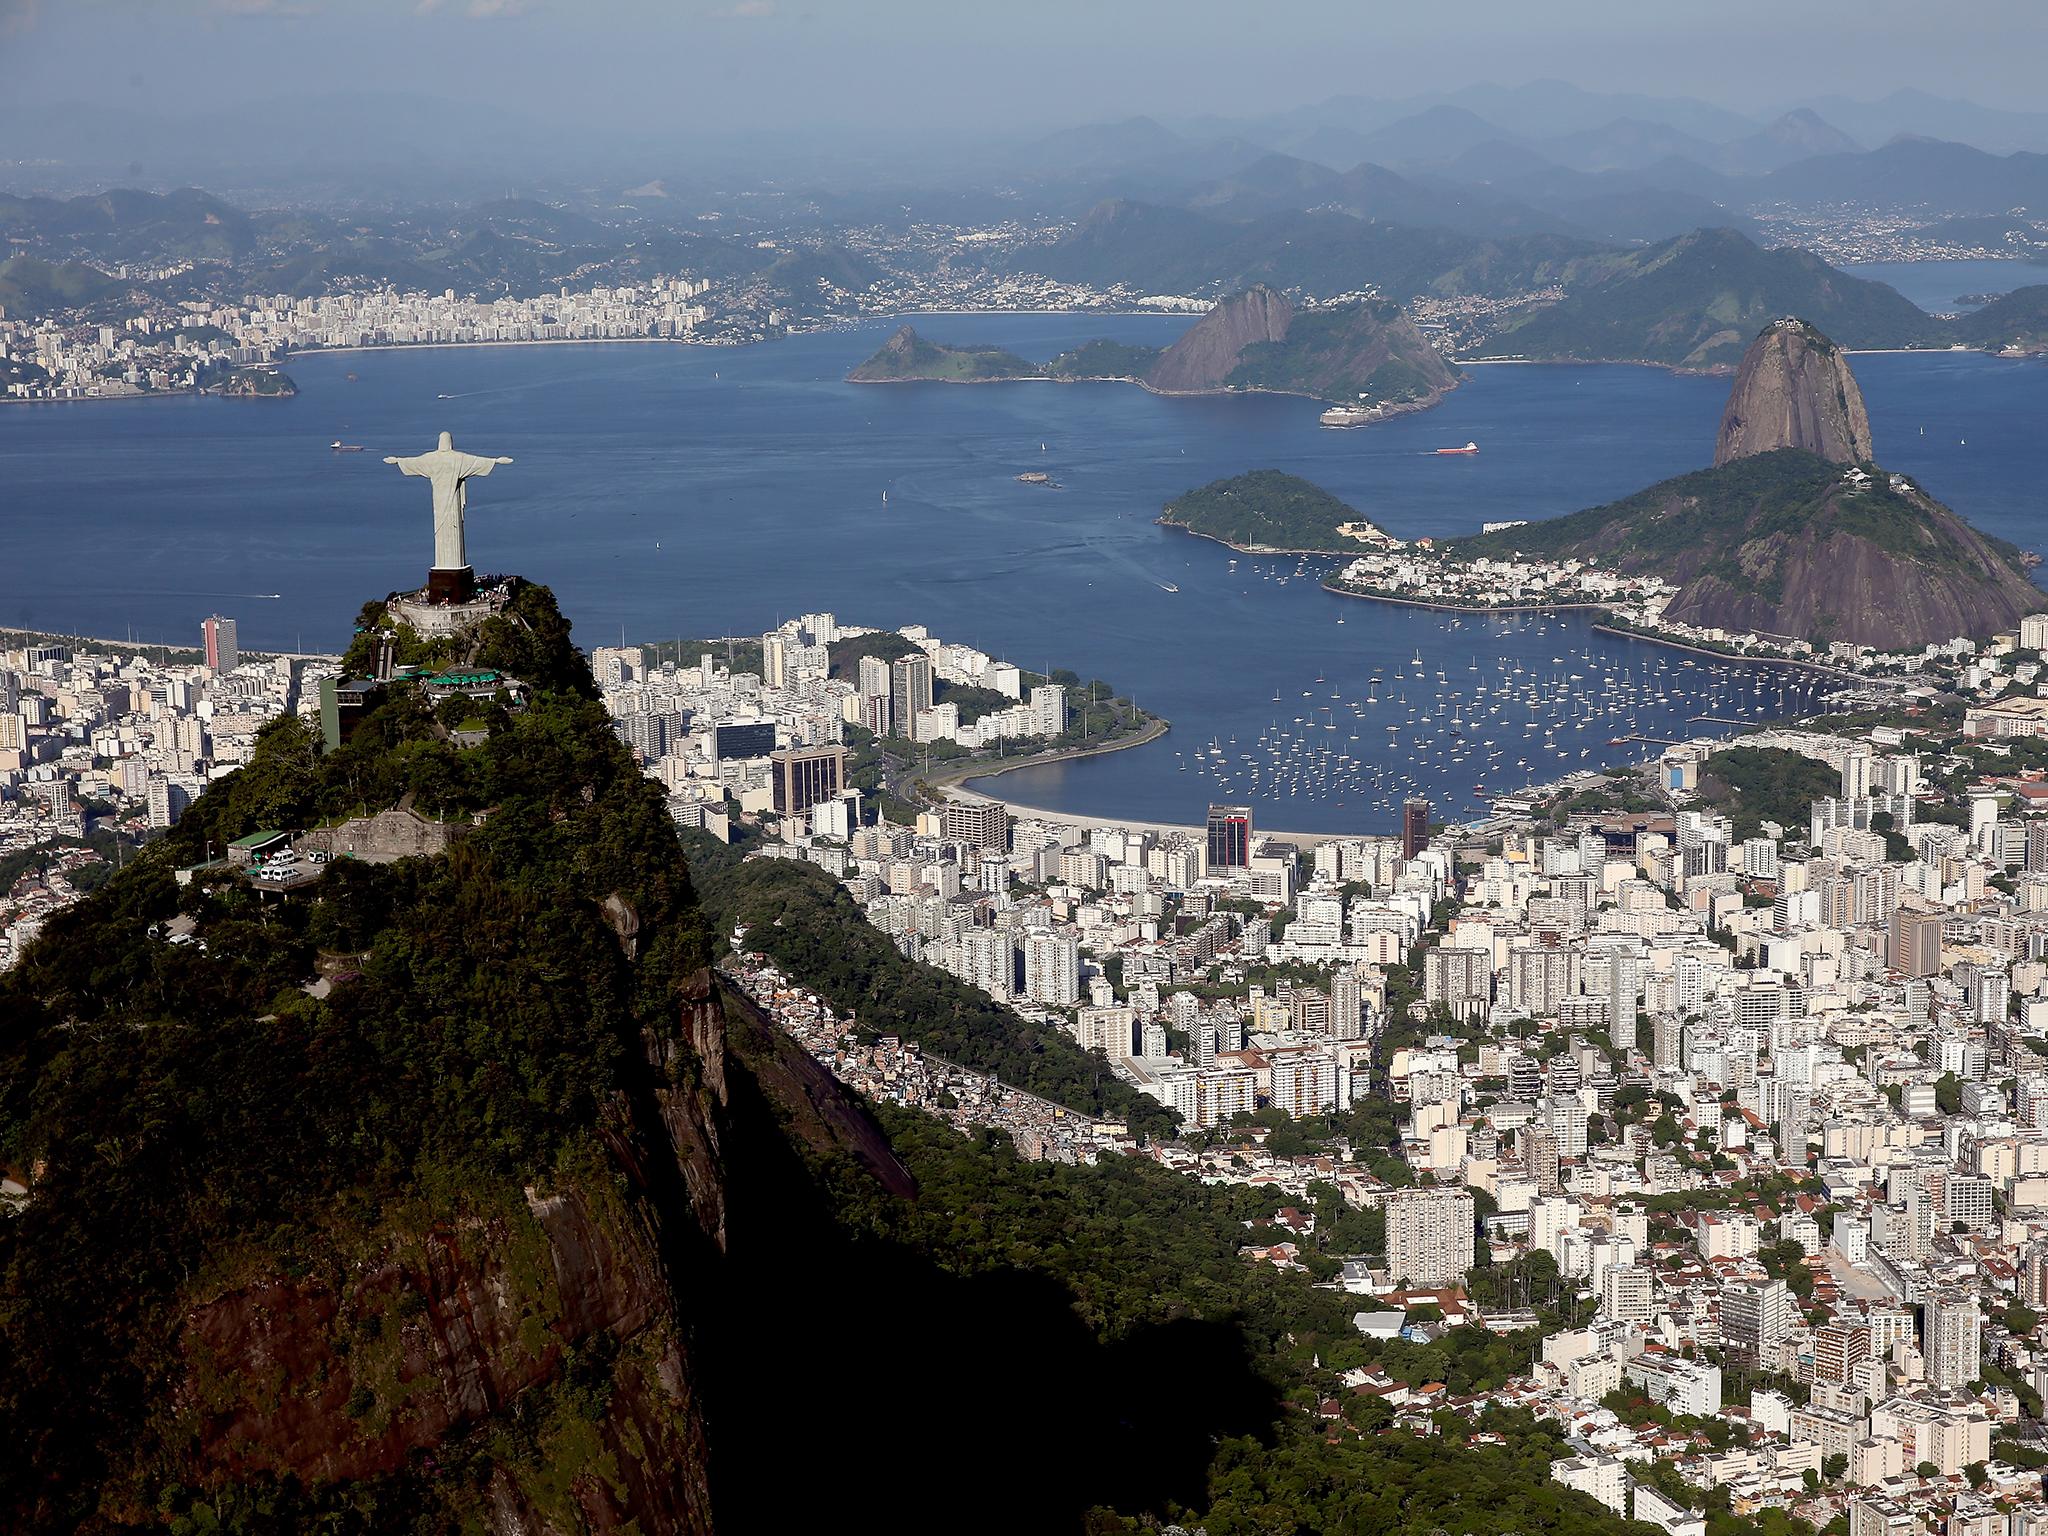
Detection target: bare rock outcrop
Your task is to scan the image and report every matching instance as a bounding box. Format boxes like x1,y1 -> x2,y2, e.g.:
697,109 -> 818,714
1714,317 -> 1874,466
1145,285 -> 1294,393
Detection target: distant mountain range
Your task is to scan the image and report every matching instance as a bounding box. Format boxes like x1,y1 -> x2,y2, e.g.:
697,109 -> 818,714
0,185 -> 871,321
1012,199 -> 1606,303
1004,86 -> 2048,226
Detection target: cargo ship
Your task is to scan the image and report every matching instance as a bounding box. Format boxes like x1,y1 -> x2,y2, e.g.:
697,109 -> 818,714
1435,441 -> 1479,455
330,440 -> 365,452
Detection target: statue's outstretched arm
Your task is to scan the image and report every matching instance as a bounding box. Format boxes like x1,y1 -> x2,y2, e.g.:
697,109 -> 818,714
383,456 -> 425,476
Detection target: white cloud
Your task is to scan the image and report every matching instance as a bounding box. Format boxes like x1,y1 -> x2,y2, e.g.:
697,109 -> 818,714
716,0 -> 776,16
465,0 -> 532,15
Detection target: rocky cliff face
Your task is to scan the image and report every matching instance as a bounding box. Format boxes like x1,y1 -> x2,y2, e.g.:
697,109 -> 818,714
1145,285 -> 1294,393
1657,472 -> 2041,647
0,584 -> 921,1535
1714,318 -> 1874,466
169,969 -> 912,1533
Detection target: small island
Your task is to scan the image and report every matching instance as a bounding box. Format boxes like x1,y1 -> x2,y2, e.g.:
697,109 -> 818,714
1157,469 -> 1396,554
198,359 -> 297,398
847,324 -> 1165,384
848,286 -> 1460,419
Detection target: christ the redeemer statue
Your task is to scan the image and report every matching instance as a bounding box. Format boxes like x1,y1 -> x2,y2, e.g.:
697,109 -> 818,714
384,431 -> 513,601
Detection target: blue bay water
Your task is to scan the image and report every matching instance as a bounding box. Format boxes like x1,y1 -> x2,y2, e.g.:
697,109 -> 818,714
1843,258 -> 2048,314
3,297 -> 2045,835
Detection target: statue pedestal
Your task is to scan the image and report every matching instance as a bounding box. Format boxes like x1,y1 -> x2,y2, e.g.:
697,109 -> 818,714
425,566 -> 476,604
389,574 -> 511,639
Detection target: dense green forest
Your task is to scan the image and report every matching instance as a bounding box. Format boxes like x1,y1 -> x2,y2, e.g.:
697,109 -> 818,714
848,326 -> 1170,385
1449,450 -> 1848,567
1046,338 -> 1164,378
1160,469 -> 1379,553
1448,447 -> 2029,609
1699,745 -> 1844,840
0,583 -> 723,1528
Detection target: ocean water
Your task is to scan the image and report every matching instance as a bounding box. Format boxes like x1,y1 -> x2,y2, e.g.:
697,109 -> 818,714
1843,257 -> 2048,314
2,310 -> 2042,834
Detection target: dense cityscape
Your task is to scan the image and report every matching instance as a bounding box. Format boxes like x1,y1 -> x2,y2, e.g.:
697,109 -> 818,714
608,607 -> 2048,1535
12,4 -> 2048,1532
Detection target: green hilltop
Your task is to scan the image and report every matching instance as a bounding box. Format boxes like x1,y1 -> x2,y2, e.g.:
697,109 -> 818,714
847,324 -> 1044,381
1495,227 -> 1948,368
1160,469 -> 1389,553
1954,284 -> 2048,352
1448,447 -> 2041,647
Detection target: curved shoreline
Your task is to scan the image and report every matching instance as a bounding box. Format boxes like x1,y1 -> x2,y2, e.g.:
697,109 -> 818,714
1311,580 -> 1873,680
1321,580 -> 1605,616
1589,623 -> 1867,680
929,714 -> 1171,792
942,776 -> 1354,850
1159,521 -> 1357,558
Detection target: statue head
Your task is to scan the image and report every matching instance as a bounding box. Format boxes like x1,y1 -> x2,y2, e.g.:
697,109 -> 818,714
437,431 -> 454,450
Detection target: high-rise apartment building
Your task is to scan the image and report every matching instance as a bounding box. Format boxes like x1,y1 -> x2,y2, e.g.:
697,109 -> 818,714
202,615 -> 238,673
1889,909 -> 1943,978
1601,1264 -> 1656,1324
1028,683 -> 1067,738
1722,1278 -> 1794,1363
1923,1289 -> 1981,1391
1206,804 -> 1251,871
1384,1188 -> 1475,1287
940,799 -> 1010,852
1403,797 -> 1431,859
889,653 -> 933,740
1424,945 -> 1492,1021
1841,746 -> 1873,799
770,744 -> 846,817
1813,1320 -> 1871,1386
1022,929 -> 1081,1007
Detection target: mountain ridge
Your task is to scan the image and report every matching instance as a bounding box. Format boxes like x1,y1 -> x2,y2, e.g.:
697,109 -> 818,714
1495,226 -> 1946,368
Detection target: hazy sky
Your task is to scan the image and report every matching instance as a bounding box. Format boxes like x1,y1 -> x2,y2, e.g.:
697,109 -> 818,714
2,0 -> 2042,138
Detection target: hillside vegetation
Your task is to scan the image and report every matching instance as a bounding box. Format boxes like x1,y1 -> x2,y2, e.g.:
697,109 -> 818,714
847,324 -> 1042,381
1224,298 -> 1460,404
1954,284 -> 2048,351
1160,469 -> 1385,552
1497,227 -> 1947,368
1450,448 -> 2040,646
